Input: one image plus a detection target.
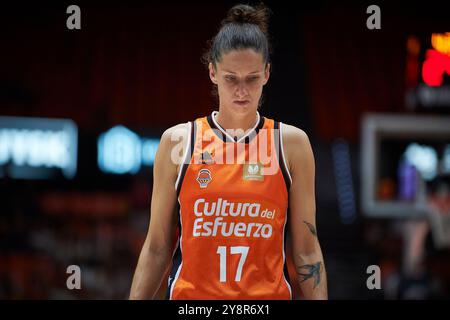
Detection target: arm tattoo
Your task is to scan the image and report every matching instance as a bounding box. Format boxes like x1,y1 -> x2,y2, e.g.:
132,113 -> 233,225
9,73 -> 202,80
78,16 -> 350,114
297,262 -> 322,288
303,221 -> 317,237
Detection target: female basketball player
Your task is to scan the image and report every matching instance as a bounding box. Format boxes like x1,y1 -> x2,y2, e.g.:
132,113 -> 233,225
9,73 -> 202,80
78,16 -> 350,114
129,3 -> 328,300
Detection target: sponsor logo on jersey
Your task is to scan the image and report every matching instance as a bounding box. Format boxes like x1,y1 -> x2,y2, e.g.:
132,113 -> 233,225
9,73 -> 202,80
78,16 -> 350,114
192,198 -> 277,239
196,168 -> 212,188
243,162 -> 264,181
200,150 -> 215,165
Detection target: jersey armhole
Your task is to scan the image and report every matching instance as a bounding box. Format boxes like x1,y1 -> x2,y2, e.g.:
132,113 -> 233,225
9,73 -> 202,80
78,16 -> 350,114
174,121 -> 195,195
276,121 -> 293,190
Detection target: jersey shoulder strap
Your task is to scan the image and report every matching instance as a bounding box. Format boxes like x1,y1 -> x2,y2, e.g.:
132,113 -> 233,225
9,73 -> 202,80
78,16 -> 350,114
174,121 -> 196,196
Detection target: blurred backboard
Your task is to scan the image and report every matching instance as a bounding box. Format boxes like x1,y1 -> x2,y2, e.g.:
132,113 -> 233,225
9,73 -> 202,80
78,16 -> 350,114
361,113 -> 450,218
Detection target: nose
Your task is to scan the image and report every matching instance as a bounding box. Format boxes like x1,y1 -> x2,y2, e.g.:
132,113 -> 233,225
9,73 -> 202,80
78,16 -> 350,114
235,82 -> 248,99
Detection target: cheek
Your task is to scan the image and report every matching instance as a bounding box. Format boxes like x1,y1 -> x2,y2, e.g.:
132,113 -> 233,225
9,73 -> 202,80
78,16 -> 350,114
216,83 -> 232,100
218,82 -> 235,95
246,81 -> 264,95
250,81 -> 264,91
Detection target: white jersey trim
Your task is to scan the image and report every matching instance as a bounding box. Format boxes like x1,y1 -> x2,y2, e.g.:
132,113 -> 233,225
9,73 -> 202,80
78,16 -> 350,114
282,208 -> 293,299
211,110 -> 261,143
174,121 -> 192,190
169,198 -> 184,300
279,122 -> 293,184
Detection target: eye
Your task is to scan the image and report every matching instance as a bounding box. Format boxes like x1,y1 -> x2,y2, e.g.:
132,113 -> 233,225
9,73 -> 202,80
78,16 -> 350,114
225,75 -> 237,82
247,76 -> 260,82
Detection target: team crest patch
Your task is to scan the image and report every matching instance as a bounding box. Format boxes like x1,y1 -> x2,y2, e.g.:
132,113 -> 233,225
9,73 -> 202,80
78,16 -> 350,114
243,162 -> 264,181
197,168 -> 212,188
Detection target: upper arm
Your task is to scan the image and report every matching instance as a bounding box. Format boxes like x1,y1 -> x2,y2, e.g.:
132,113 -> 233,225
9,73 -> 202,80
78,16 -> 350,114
146,122 -> 190,256
282,124 -> 317,254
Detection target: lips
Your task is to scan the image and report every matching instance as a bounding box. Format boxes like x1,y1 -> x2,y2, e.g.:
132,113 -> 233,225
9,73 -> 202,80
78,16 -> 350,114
234,100 -> 250,106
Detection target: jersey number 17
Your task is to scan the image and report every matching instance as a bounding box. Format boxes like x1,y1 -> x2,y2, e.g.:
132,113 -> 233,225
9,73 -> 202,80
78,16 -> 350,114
216,246 -> 249,282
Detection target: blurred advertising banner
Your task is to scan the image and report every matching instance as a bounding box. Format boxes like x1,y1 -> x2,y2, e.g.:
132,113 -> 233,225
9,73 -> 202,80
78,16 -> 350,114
0,116 -> 78,179
98,125 -> 159,175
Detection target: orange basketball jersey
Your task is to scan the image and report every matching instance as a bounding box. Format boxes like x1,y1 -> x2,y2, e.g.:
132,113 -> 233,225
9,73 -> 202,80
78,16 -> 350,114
167,111 -> 293,300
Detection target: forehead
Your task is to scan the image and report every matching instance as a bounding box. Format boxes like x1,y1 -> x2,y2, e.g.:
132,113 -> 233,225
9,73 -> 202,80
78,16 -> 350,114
216,49 -> 265,73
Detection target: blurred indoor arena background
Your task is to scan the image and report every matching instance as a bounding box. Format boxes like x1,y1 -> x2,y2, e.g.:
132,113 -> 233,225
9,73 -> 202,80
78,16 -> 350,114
0,1 -> 449,299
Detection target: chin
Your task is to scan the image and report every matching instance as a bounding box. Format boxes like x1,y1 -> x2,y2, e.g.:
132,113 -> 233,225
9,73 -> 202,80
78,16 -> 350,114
229,102 -> 256,114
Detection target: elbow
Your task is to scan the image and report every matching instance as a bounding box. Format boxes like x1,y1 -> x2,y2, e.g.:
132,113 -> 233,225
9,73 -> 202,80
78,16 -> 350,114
292,243 -> 324,264
147,241 -> 172,265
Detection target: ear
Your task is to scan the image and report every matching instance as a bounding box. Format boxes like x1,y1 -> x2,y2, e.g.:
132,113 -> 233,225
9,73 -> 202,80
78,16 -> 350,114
209,63 -> 218,85
262,63 -> 271,85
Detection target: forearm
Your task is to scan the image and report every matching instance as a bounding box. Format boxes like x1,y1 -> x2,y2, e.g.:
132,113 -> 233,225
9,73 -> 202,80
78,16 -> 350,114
293,249 -> 328,300
129,241 -> 171,300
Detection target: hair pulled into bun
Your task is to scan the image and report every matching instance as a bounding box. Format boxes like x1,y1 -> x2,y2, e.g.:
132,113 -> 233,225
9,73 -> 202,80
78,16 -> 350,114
222,4 -> 270,36
202,3 -> 272,68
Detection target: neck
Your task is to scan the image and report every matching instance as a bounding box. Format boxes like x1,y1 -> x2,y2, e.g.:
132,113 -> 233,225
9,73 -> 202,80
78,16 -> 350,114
214,109 -> 258,139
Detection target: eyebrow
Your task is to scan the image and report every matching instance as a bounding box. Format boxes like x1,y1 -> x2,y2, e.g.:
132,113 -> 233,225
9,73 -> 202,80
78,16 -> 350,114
223,70 -> 262,75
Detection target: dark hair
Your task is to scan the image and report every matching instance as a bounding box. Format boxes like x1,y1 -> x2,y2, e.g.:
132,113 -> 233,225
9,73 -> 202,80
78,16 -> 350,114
202,3 -> 272,67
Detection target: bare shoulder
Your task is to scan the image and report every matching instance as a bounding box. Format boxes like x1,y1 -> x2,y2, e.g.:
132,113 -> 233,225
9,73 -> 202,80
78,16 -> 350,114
159,122 -> 190,151
157,122 -> 191,172
161,122 -> 190,142
281,123 -> 311,151
280,123 -> 314,173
